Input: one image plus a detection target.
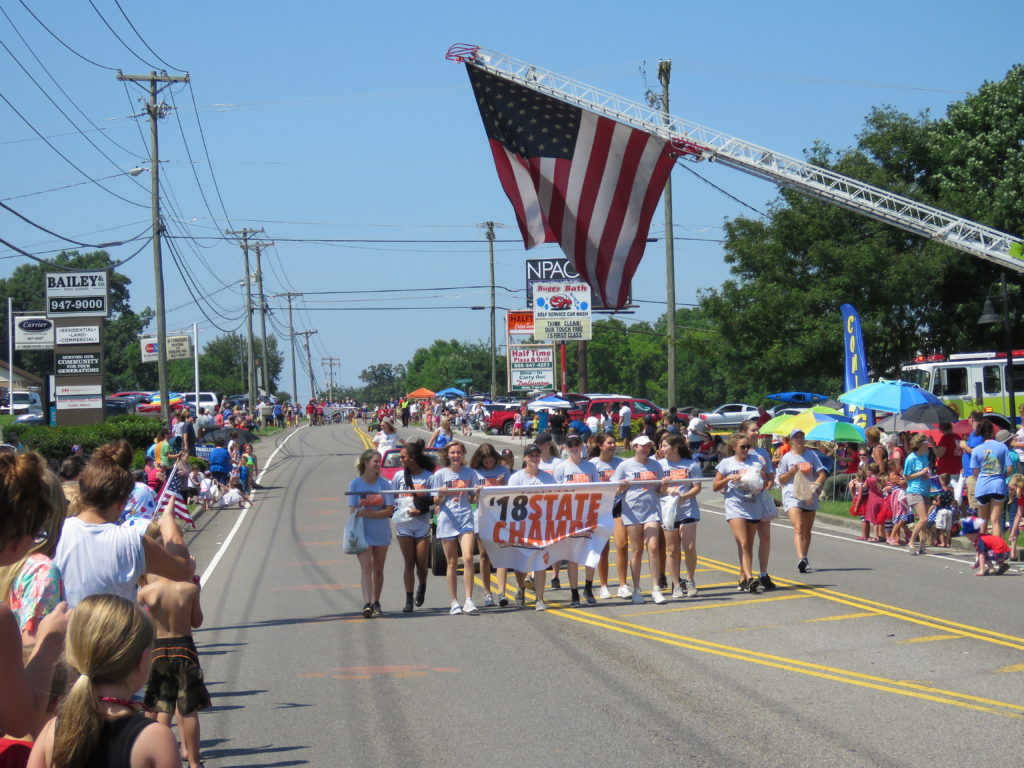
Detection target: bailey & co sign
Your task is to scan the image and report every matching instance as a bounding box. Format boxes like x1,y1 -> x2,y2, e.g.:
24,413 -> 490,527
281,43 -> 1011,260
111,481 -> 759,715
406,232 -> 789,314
45,270 -> 110,318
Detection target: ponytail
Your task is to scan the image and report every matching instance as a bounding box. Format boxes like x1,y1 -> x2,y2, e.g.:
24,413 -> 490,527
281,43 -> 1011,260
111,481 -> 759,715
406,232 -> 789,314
52,595 -> 153,768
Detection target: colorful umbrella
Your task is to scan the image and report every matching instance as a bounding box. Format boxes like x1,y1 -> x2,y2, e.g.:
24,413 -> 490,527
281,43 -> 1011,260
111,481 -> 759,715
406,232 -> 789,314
838,380 -> 942,413
805,421 -> 867,443
759,407 -> 851,436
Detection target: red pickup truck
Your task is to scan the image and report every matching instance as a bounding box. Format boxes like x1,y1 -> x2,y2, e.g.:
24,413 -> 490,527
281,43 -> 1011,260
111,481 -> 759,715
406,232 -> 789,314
485,395 -> 663,435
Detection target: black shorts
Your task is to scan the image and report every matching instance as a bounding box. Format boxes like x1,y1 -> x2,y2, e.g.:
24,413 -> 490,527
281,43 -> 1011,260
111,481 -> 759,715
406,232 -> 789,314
671,518 -> 698,528
144,637 -> 211,715
977,493 -> 1006,504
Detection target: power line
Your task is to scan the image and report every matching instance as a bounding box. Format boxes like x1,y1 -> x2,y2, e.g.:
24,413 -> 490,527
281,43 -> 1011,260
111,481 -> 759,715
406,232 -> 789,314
0,232 -> 152,270
0,91 -> 147,208
0,5 -> 147,160
86,0 -> 159,69
14,0 -> 119,71
110,0 -> 185,72
678,162 -> 765,217
0,200 -> 150,249
164,233 -> 242,334
185,82 -> 235,231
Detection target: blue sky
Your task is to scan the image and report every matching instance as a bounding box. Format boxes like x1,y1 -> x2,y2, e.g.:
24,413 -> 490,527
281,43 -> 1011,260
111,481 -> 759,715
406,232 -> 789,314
2,1 -> 1021,396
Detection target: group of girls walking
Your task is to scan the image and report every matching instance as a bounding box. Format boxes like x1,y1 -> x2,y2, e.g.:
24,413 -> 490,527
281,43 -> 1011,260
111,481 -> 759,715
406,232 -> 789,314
344,416 -> 834,616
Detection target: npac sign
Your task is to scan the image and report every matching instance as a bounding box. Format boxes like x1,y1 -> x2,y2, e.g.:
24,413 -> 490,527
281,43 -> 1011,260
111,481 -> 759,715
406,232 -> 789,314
14,315 -> 55,350
525,257 -> 627,310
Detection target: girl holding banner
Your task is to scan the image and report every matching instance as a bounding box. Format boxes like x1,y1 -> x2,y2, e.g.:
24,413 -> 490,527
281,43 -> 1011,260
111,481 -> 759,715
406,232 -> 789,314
590,434 -> 625,600
347,450 -> 395,618
554,435 -> 601,607
470,444 -> 512,607
392,441 -> 436,613
507,444 -> 557,610
658,435 -> 702,599
429,442 -> 482,615
611,435 -> 666,605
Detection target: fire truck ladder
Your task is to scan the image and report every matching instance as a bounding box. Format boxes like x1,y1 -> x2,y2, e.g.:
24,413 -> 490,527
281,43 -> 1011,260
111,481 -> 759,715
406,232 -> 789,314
446,43 -> 1024,273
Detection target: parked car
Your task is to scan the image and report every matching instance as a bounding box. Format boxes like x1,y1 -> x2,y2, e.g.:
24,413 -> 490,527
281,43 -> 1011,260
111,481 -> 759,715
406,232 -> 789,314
575,395 -> 662,425
699,403 -> 763,430
181,391 -> 220,414
5,390 -> 43,414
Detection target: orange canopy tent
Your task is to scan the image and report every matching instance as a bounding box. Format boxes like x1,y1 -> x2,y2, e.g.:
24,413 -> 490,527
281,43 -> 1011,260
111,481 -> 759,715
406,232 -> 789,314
406,388 -> 435,399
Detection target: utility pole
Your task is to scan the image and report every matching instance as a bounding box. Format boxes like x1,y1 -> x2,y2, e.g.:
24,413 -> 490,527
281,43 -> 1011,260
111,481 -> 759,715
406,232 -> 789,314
251,242 -> 274,398
478,221 -> 504,398
648,60 -> 677,411
226,228 -> 262,409
277,292 -> 302,406
295,331 -> 317,402
118,70 -> 189,423
322,357 -> 341,402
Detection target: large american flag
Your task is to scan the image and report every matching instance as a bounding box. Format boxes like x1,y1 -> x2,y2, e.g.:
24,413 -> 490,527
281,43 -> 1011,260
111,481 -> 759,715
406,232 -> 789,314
466,65 -> 675,309
156,467 -> 195,528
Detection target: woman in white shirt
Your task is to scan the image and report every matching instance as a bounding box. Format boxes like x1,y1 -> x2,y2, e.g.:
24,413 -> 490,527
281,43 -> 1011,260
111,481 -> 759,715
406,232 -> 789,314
373,419 -> 403,455
55,441 -> 191,609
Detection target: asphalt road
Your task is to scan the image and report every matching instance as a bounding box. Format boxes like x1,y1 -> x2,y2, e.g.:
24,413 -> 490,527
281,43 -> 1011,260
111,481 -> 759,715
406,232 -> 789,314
183,422 -> 1024,768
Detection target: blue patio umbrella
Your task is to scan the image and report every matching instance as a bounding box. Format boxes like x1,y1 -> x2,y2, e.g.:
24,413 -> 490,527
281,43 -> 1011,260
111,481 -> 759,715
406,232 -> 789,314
838,380 -> 942,413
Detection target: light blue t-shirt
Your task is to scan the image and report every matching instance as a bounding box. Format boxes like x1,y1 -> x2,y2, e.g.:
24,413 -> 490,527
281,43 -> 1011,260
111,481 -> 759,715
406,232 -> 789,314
903,452 -> 931,496
971,439 -> 1010,498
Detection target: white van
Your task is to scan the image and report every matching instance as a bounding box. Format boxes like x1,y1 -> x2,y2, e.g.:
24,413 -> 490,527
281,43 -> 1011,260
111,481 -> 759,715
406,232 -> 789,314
181,391 -> 219,413
7,390 -> 42,414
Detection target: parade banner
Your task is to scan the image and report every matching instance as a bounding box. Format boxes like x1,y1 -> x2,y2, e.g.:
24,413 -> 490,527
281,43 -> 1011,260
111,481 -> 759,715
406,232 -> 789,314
476,482 -> 615,571
840,303 -> 873,427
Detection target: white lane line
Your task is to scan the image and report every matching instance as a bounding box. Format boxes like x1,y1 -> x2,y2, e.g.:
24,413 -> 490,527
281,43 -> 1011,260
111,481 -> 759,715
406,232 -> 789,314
200,426 -> 307,587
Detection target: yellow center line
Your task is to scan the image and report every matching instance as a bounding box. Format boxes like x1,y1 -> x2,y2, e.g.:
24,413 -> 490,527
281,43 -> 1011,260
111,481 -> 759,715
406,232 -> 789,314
352,425 -> 375,449
545,609 -> 1024,719
476,567 -> 1024,719
803,612 -> 876,623
625,592 -> 811,617
695,555 -> 1024,652
896,634 -> 965,645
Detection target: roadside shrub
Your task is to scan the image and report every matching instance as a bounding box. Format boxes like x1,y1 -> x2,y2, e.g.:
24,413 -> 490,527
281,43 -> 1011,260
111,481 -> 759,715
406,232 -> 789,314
19,415 -> 165,462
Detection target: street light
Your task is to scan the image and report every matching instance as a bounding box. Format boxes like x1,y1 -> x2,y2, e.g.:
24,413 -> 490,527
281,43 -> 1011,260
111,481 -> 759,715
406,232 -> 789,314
977,273 -> 1017,427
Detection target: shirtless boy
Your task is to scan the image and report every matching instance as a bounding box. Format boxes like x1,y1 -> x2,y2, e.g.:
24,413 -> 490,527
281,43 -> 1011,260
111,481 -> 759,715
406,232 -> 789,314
138,543 -> 210,768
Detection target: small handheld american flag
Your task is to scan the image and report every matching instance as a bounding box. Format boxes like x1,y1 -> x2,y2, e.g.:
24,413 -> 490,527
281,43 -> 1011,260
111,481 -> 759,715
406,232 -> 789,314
156,467 -> 195,528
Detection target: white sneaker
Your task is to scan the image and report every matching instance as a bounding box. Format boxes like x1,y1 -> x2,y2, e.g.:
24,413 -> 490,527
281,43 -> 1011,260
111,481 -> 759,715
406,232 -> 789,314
631,590 -> 644,604
651,587 -> 666,604
597,585 -> 612,600
617,584 -> 633,599
463,598 -> 479,615
450,600 -> 462,615
483,592 -> 495,607
686,579 -> 698,598
671,584 -> 684,599
535,599 -> 548,611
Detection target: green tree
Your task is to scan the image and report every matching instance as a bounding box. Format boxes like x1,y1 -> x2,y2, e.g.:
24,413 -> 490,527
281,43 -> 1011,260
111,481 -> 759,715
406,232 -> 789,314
0,250 -> 153,392
358,363 -> 407,403
404,339 -> 505,395
695,66 -> 1024,402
